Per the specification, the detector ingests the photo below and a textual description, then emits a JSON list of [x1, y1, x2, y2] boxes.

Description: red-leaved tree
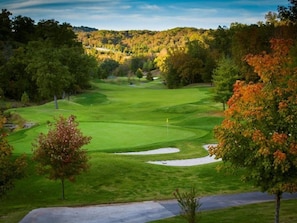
[[32, 115, 91, 199], [209, 38, 297, 223]]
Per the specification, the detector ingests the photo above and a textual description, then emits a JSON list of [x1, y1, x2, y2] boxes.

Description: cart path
[[20, 192, 297, 223]]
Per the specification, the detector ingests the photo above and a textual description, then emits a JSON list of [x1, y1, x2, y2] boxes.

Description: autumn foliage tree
[[32, 115, 91, 199], [0, 114, 27, 198], [209, 39, 297, 223]]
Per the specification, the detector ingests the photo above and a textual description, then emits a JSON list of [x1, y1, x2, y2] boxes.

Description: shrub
[[173, 187, 202, 223]]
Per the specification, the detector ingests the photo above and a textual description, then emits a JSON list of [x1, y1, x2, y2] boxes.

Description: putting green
[[80, 122, 202, 152], [9, 122, 206, 154]]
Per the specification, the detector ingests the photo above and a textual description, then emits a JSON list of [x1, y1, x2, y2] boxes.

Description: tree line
[[0, 9, 98, 108]]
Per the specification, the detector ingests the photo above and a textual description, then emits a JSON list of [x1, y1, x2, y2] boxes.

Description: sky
[[1, 0, 290, 31]]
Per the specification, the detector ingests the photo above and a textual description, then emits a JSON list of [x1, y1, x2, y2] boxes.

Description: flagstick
[[166, 118, 168, 137]]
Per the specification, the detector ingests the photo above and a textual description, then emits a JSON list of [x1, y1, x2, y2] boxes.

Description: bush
[[173, 187, 201, 223], [21, 92, 30, 105]]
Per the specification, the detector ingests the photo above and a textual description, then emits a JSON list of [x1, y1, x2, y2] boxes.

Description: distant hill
[[73, 26, 98, 32], [76, 27, 209, 57]]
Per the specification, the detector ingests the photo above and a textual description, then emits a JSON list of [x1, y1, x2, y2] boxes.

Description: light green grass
[[2, 80, 257, 223], [9, 122, 201, 154]]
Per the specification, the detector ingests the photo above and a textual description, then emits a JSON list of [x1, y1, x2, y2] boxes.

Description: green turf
[[2, 79, 257, 223]]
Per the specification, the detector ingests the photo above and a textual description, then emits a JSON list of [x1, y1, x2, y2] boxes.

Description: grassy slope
[[2, 79, 254, 222]]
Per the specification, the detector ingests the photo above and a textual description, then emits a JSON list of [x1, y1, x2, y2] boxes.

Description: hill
[[75, 27, 210, 55]]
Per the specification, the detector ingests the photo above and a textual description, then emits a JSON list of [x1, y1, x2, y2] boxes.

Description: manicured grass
[[151, 199, 297, 223], [1, 79, 255, 223], [9, 122, 200, 154]]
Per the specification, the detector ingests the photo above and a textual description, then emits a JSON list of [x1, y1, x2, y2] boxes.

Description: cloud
[[139, 4, 161, 11]]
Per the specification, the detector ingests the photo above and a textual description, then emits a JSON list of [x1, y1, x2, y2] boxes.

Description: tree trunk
[[61, 178, 65, 200], [54, 95, 59, 109], [275, 192, 281, 223]]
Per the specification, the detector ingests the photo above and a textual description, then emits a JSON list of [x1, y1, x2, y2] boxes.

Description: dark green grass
[[1, 80, 254, 223]]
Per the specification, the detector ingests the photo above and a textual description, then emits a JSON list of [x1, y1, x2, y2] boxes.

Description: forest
[[1, 0, 297, 106]]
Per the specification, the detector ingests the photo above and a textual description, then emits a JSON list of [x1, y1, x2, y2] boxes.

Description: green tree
[[32, 115, 91, 200], [135, 68, 143, 80], [12, 15, 35, 44], [61, 46, 98, 95], [278, 0, 297, 23], [162, 49, 184, 88], [21, 91, 29, 105], [35, 20, 78, 47], [0, 46, 36, 100], [209, 39, 297, 223], [26, 42, 72, 109], [208, 26, 232, 59], [212, 57, 241, 110], [130, 57, 144, 74], [98, 59, 119, 79], [146, 71, 153, 81], [186, 40, 215, 83], [0, 114, 27, 198], [0, 9, 12, 41]]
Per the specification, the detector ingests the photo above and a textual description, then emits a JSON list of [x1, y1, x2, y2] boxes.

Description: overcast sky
[[1, 0, 289, 30]]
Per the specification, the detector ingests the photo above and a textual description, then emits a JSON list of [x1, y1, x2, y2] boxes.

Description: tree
[[98, 59, 119, 79], [212, 57, 241, 110], [26, 42, 72, 109], [161, 48, 184, 88], [278, 0, 297, 23], [32, 115, 91, 200], [21, 91, 29, 105], [186, 40, 215, 83], [0, 9, 12, 41], [130, 56, 144, 74], [146, 71, 153, 81], [0, 114, 27, 198], [60, 46, 98, 95], [265, 12, 280, 26], [135, 68, 143, 80], [12, 15, 35, 44], [209, 39, 297, 223]]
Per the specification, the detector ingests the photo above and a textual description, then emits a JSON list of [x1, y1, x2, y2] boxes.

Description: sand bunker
[[147, 144, 220, 166], [117, 148, 180, 155], [116, 144, 221, 166]]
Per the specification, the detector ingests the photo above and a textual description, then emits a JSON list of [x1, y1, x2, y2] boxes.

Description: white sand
[[116, 148, 180, 155], [147, 144, 221, 166], [116, 144, 221, 166]]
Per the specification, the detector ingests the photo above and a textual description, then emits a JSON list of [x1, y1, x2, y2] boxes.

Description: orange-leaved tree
[[209, 38, 297, 223], [32, 115, 91, 200]]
